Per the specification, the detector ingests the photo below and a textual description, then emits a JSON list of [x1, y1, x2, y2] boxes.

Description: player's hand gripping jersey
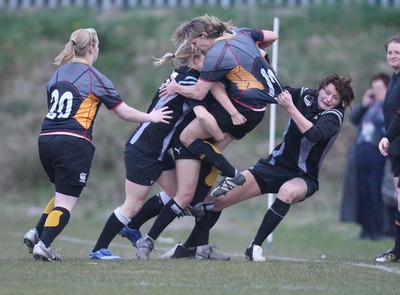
[[266, 87, 344, 182], [200, 28, 283, 111], [41, 61, 124, 141]]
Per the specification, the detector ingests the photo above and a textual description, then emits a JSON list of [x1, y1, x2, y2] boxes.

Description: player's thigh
[[174, 159, 201, 205], [180, 118, 212, 144], [213, 134, 233, 151]]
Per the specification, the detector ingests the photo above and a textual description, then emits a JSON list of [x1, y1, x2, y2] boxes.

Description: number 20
[[46, 89, 73, 119]]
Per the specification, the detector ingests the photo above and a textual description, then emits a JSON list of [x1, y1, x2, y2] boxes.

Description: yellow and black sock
[[35, 196, 55, 237], [40, 206, 70, 248]]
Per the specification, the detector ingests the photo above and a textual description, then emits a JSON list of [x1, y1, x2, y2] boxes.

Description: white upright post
[[266, 16, 279, 250]]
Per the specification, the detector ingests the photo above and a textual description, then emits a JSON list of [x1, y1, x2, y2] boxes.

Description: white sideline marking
[[348, 262, 400, 274], [274, 256, 400, 274]]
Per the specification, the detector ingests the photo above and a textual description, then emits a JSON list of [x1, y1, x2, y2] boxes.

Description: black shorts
[[206, 103, 265, 140], [38, 135, 95, 197], [171, 137, 197, 160], [124, 144, 175, 186], [249, 160, 318, 200]]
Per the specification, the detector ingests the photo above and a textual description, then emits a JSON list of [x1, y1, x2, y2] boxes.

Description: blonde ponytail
[[153, 42, 202, 68], [54, 28, 98, 65]]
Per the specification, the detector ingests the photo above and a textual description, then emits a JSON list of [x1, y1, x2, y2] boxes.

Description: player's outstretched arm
[[160, 77, 211, 101], [114, 103, 172, 124]]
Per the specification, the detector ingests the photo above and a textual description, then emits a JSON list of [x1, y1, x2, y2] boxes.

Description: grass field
[[1, 191, 399, 295]]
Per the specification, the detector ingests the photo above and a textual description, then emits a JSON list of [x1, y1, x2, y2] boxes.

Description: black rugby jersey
[[127, 67, 203, 160], [40, 60, 124, 141], [266, 87, 344, 183], [200, 28, 283, 111], [383, 72, 400, 129], [382, 73, 400, 155]]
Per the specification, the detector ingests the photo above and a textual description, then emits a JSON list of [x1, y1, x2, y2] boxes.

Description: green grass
[[1, 194, 399, 295]]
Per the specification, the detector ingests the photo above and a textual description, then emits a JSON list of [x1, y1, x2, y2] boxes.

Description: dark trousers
[[355, 143, 385, 239]]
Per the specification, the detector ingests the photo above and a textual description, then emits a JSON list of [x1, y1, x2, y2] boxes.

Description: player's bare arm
[[211, 82, 247, 126], [114, 103, 172, 124], [160, 77, 211, 100], [261, 30, 278, 47]]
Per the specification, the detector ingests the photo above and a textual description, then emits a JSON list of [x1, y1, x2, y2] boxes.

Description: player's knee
[[174, 193, 195, 209], [179, 131, 193, 147], [212, 131, 225, 142], [277, 188, 297, 204], [121, 197, 146, 217]]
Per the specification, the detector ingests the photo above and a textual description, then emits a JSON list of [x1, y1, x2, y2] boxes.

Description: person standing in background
[[352, 73, 390, 240], [375, 34, 400, 263]]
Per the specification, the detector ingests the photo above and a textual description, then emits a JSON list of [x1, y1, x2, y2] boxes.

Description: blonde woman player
[[89, 41, 234, 260], [23, 28, 172, 261]]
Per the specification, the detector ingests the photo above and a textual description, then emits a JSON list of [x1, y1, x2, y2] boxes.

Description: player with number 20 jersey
[[41, 61, 123, 142]]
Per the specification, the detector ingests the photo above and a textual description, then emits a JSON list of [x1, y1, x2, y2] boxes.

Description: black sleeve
[[303, 110, 342, 143], [350, 104, 368, 126], [385, 111, 400, 142], [303, 125, 325, 142]]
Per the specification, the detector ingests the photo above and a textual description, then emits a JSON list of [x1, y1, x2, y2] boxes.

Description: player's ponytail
[[54, 28, 98, 65], [153, 41, 201, 68]]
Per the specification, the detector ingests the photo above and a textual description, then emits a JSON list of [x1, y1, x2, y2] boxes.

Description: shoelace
[[217, 178, 234, 190]]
